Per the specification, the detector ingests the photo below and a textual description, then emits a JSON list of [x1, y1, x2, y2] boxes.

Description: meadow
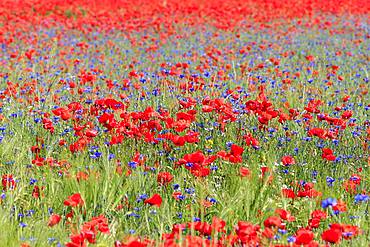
[[0, 0, 369, 246]]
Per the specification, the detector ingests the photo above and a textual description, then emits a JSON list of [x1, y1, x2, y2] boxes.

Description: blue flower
[[173, 184, 180, 190], [128, 161, 137, 169], [354, 194, 369, 204], [322, 198, 337, 208], [210, 165, 218, 171], [193, 217, 201, 222], [19, 222, 27, 228], [287, 236, 296, 243], [29, 178, 38, 185], [326, 176, 335, 187]]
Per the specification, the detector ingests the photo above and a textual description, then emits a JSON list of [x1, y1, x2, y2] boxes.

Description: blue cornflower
[[193, 217, 201, 222], [326, 176, 335, 187], [287, 236, 296, 243], [322, 198, 337, 208], [354, 194, 369, 204], [19, 222, 27, 228], [128, 161, 137, 169], [29, 178, 38, 185]]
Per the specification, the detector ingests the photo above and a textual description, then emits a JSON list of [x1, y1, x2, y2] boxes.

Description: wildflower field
[[0, 0, 369, 246]]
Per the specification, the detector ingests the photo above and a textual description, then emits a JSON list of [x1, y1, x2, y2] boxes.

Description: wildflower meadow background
[[0, 0, 369, 246]]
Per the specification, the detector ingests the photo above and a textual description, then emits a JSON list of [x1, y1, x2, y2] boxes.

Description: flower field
[[0, 0, 369, 246]]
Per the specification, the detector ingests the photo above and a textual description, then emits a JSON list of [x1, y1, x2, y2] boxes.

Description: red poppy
[[341, 110, 353, 119], [157, 172, 173, 186], [48, 214, 62, 227], [262, 227, 274, 239], [281, 188, 295, 198], [281, 156, 295, 166], [2, 174, 16, 190], [144, 194, 162, 207], [322, 228, 342, 244], [322, 148, 336, 161], [295, 228, 314, 245], [275, 209, 295, 222], [66, 233, 85, 247], [236, 221, 260, 245], [64, 193, 84, 207], [240, 167, 251, 177], [211, 217, 226, 233], [308, 217, 321, 228], [264, 216, 282, 228], [310, 210, 327, 220]]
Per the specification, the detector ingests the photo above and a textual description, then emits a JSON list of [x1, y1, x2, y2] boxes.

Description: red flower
[[297, 188, 322, 198], [177, 151, 216, 177], [48, 214, 61, 227], [275, 209, 295, 222], [282, 188, 295, 198], [308, 217, 321, 228], [217, 144, 244, 164], [244, 134, 259, 147], [262, 227, 274, 239], [2, 174, 16, 190], [85, 129, 98, 137], [341, 224, 361, 239], [341, 110, 353, 119], [322, 148, 336, 161], [240, 167, 251, 177], [32, 186, 43, 198], [308, 127, 327, 139], [188, 221, 212, 235], [263, 216, 281, 228], [332, 200, 347, 213], [322, 228, 342, 244], [281, 156, 295, 166], [310, 210, 327, 220], [236, 221, 260, 245], [157, 172, 173, 186], [295, 228, 314, 245], [144, 194, 162, 207], [211, 217, 226, 233], [66, 233, 85, 247], [64, 193, 84, 207], [230, 144, 244, 156], [305, 55, 315, 61]]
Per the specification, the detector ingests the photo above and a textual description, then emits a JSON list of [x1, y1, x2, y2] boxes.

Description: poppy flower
[[2, 174, 16, 190], [295, 228, 314, 245], [64, 193, 84, 207], [275, 209, 295, 222], [341, 224, 361, 239], [66, 233, 85, 247], [341, 110, 353, 119], [236, 221, 260, 245], [263, 216, 282, 228], [322, 148, 336, 161], [322, 228, 342, 244], [282, 188, 295, 198], [157, 172, 173, 186], [281, 156, 295, 166], [240, 167, 251, 177], [262, 227, 274, 239], [48, 214, 61, 227], [211, 217, 226, 233], [144, 194, 162, 207], [308, 217, 321, 228], [310, 210, 327, 220], [32, 185, 43, 198]]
